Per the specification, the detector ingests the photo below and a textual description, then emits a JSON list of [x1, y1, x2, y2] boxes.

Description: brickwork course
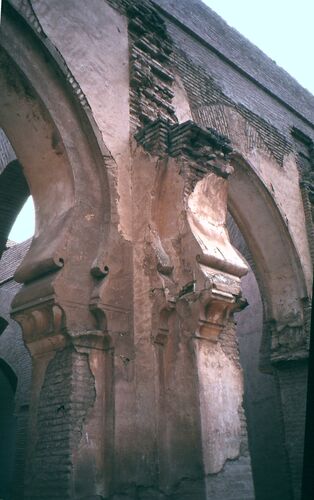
[[0, 0, 313, 499]]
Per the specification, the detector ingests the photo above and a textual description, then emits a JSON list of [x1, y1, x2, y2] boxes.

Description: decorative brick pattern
[[170, 47, 292, 165], [127, 0, 177, 129]]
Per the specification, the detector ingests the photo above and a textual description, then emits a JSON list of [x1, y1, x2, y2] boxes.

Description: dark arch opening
[[227, 213, 292, 499], [0, 359, 17, 500], [0, 316, 9, 335], [0, 129, 32, 500], [0, 129, 30, 257]]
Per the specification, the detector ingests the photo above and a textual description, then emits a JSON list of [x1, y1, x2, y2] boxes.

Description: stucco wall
[[0, 1, 312, 498]]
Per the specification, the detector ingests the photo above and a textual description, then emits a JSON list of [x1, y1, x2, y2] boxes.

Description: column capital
[[177, 277, 247, 342], [269, 319, 309, 363], [10, 273, 110, 356], [11, 298, 66, 357]]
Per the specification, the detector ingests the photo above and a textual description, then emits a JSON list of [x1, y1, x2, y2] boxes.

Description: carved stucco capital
[[195, 284, 246, 342], [12, 297, 111, 356], [10, 271, 111, 356], [11, 297, 67, 356], [176, 278, 246, 343]]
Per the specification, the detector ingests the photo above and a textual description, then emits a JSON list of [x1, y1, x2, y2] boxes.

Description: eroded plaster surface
[[196, 341, 242, 473], [0, 1, 312, 499], [205, 106, 312, 296], [31, 0, 132, 239]]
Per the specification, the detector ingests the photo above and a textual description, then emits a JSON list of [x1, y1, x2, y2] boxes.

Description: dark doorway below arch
[[0, 359, 17, 500], [227, 213, 293, 499]]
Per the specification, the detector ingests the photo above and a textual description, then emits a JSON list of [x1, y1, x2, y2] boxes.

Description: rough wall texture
[[276, 362, 308, 500], [25, 348, 95, 500], [171, 48, 292, 166], [0, 0, 313, 499], [0, 242, 32, 500], [128, 1, 176, 129], [228, 215, 293, 499]]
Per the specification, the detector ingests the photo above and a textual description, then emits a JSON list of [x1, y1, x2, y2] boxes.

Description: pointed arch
[[228, 154, 308, 323]]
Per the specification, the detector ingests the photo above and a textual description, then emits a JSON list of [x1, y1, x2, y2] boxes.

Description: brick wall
[[0, 241, 32, 499], [276, 361, 308, 500], [154, 1, 314, 139], [25, 348, 96, 499]]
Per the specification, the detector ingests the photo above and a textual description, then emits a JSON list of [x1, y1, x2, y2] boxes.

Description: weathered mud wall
[[0, 1, 312, 499]]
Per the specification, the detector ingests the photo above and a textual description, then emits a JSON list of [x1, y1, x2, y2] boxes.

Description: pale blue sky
[[202, 0, 314, 95], [9, 196, 35, 243], [8, 0, 314, 243]]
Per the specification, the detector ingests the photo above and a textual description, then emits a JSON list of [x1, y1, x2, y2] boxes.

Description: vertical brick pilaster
[[25, 347, 96, 500]]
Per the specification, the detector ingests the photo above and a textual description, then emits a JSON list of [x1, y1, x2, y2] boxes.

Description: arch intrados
[[0, 5, 112, 285], [228, 155, 307, 322], [0, 47, 75, 234]]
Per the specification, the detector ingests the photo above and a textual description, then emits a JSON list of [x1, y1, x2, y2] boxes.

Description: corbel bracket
[[196, 285, 247, 342], [11, 287, 67, 357]]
